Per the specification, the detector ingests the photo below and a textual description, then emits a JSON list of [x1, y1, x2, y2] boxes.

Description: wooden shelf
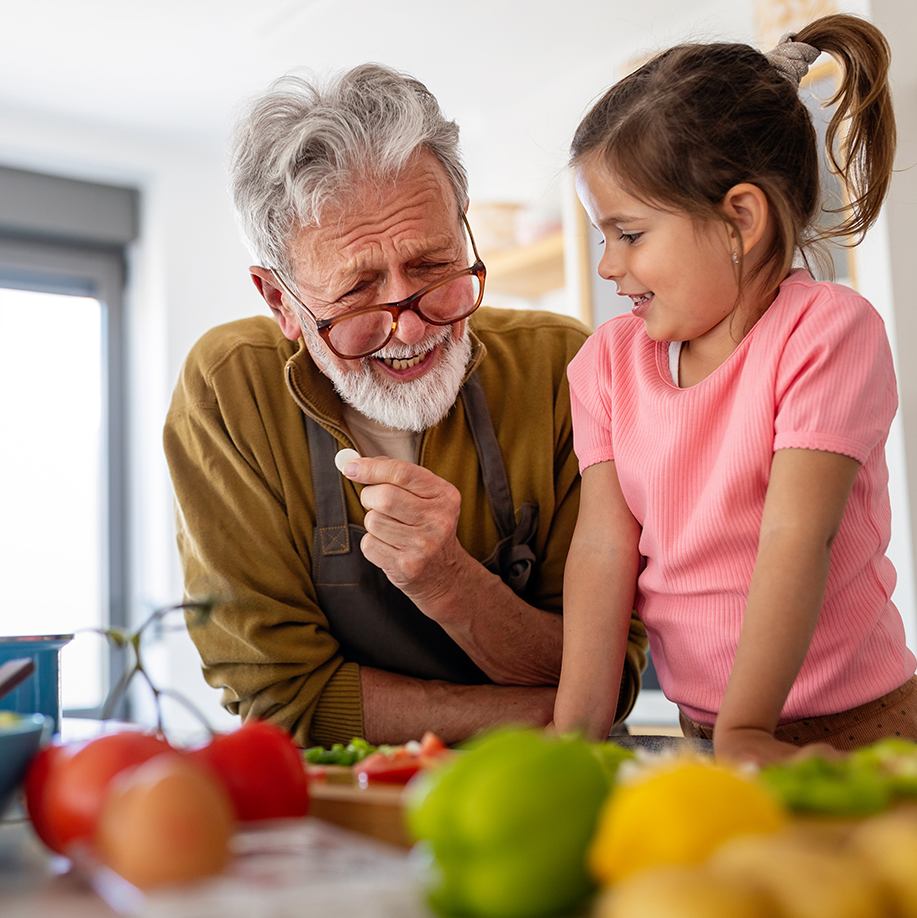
[[480, 230, 565, 299]]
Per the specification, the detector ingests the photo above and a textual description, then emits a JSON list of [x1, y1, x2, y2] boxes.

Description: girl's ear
[[721, 183, 770, 256], [250, 267, 303, 341]]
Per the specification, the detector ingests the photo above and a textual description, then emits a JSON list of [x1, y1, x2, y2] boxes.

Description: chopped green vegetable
[[760, 754, 892, 817], [849, 737, 917, 796], [303, 737, 378, 766]]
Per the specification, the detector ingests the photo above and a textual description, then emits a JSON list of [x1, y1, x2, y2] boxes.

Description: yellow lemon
[[589, 757, 788, 885]]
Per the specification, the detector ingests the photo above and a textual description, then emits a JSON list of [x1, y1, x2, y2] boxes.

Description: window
[[0, 239, 127, 715], [0, 166, 137, 717]]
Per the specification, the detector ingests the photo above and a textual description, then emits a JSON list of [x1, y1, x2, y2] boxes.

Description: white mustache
[[372, 329, 451, 362]]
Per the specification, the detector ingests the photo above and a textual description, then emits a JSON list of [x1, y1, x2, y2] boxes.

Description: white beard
[[304, 324, 472, 432]]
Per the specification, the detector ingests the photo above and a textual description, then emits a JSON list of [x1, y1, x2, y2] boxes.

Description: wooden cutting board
[[307, 768, 412, 848]]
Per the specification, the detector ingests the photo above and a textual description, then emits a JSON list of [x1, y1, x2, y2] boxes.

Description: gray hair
[[227, 62, 469, 278]]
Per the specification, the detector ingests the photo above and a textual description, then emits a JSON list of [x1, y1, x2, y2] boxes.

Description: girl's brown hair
[[571, 14, 896, 297]]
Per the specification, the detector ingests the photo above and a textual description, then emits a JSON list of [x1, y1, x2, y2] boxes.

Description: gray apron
[[307, 372, 539, 683]]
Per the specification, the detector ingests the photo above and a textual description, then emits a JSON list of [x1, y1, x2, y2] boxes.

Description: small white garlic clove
[[334, 448, 362, 473]]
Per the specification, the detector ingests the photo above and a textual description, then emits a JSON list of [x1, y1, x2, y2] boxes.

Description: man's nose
[[392, 306, 430, 345]]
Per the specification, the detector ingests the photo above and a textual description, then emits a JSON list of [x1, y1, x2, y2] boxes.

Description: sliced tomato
[[419, 731, 450, 763], [354, 733, 452, 785], [355, 747, 423, 785]]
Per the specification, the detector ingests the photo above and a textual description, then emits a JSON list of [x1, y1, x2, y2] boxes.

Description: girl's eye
[[619, 231, 642, 244]]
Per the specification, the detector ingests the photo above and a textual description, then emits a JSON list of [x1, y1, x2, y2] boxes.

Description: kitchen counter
[[0, 721, 708, 917], [0, 804, 428, 917]]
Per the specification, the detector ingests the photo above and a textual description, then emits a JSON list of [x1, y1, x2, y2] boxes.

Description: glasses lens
[[324, 271, 483, 358], [419, 272, 483, 323], [326, 310, 394, 358]]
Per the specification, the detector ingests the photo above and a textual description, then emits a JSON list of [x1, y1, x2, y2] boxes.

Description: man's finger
[[340, 455, 448, 498]]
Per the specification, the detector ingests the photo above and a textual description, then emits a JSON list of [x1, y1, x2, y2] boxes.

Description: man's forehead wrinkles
[[340, 229, 455, 273]]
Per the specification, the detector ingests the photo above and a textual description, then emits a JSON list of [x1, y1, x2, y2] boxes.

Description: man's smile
[[379, 352, 426, 370], [372, 342, 440, 380]]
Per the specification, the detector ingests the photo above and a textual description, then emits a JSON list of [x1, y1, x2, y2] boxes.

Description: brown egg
[[707, 829, 885, 918], [97, 752, 234, 889], [847, 809, 917, 918], [594, 863, 772, 918]]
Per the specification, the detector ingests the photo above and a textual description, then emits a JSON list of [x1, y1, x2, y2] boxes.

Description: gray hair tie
[[764, 32, 820, 86]]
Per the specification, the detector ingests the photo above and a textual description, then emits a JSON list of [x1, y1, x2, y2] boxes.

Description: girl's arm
[[714, 447, 861, 765], [553, 460, 642, 740]]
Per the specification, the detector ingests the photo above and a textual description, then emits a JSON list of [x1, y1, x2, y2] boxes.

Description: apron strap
[[305, 414, 351, 554], [461, 373, 538, 594]]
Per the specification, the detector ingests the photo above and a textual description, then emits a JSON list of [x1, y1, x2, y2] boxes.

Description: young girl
[[553, 14, 917, 765]]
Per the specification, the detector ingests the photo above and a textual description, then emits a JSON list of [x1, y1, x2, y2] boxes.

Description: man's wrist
[[409, 549, 500, 627]]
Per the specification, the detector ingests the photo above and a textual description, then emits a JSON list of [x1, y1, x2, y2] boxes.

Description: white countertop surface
[[0, 807, 429, 918]]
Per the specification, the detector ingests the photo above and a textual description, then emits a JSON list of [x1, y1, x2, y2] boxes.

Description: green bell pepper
[[405, 727, 622, 918]]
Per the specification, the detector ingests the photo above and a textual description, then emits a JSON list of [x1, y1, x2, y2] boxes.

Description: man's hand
[[341, 455, 474, 608], [339, 454, 564, 686]]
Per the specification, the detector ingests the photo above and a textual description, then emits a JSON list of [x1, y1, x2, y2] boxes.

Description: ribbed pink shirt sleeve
[[568, 333, 617, 472], [773, 286, 897, 461]]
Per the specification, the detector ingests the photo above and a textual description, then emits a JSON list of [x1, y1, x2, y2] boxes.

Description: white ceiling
[[0, 0, 751, 201]]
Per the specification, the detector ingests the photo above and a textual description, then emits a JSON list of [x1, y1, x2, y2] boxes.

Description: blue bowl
[[0, 713, 50, 819], [0, 635, 73, 735]]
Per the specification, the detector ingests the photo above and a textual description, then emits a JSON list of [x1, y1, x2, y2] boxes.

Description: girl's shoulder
[[778, 270, 882, 320], [769, 270, 889, 341]]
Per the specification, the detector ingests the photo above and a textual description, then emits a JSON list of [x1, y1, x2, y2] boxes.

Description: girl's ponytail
[[571, 13, 896, 294], [795, 14, 896, 244]]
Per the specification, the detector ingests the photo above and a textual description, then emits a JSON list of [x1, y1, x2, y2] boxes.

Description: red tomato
[[189, 719, 309, 821], [24, 731, 172, 854], [23, 742, 69, 852]]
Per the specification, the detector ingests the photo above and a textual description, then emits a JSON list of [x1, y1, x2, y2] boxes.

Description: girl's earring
[[731, 249, 740, 265]]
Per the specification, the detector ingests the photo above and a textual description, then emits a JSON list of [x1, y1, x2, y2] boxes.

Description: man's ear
[[250, 267, 303, 341], [721, 183, 770, 257]]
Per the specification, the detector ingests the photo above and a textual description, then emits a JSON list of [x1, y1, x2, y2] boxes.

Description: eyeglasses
[[272, 213, 486, 360]]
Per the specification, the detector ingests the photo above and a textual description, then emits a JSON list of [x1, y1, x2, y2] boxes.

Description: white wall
[[865, 0, 917, 650]]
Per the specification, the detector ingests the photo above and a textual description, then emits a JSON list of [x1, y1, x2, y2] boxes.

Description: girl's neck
[[678, 278, 781, 387], [678, 335, 737, 387]]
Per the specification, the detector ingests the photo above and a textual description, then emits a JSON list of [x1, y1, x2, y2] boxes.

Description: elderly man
[[164, 63, 647, 748]]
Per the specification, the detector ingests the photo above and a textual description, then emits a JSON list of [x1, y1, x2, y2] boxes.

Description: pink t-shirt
[[568, 270, 916, 724]]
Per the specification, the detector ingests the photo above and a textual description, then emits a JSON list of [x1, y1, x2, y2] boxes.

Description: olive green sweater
[[163, 307, 647, 746]]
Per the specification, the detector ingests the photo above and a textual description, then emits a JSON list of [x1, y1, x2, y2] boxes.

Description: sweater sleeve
[[163, 333, 362, 748]]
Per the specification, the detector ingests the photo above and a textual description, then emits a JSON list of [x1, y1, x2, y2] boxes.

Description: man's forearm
[[412, 554, 564, 686], [359, 666, 556, 746]]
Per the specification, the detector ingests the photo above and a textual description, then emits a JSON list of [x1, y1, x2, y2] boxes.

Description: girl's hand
[[714, 724, 841, 767]]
